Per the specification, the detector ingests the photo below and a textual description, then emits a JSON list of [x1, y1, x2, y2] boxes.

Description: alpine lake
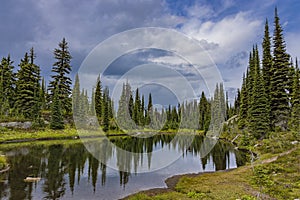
[[0, 133, 248, 200]]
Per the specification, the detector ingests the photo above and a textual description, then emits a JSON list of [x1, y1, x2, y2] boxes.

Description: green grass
[[0, 154, 7, 170], [0, 126, 113, 143], [126, 131, 300, 200]]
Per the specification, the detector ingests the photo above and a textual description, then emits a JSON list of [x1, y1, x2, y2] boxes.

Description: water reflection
[[0, 135, 247, 200]]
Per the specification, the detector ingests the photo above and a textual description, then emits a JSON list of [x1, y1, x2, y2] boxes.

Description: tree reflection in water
[[0, 135, 247, 200]]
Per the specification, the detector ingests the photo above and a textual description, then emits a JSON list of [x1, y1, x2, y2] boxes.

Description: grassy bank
[[0, 126, 124, 143], [0, 126, 203, 144], [125, 131, 300, 200]]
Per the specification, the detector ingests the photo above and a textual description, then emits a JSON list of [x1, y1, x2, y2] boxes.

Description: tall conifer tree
[[48, 38, 72, 115], [270, 7, 290, 130]]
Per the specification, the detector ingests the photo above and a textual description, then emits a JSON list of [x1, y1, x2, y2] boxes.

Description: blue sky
[[0, 0, 299, 104]]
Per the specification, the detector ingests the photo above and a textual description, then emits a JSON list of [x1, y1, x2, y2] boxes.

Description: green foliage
[[199, 91, 210, 133], [241, 195, 256, 200], [0, 155, 7, 170], [248, 46, 270, 138], [72, 74, 81, 118], [238, 73, 248, 128], [289, 61, 300, 132], [95, 75, 103, 120], [48, 38, 72, 115], [187, 191, 207, 199], [0, 55, 16, 116], [270, 8, 290, 130], [15, 48, 41, 119], [102, 87, 110, 132], [50, 86, 64, 130]]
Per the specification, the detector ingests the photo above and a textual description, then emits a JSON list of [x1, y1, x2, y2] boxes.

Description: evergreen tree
[[140, 95, 145, 126], [102, 87, 110, 132], [248, 47, 270, 138], [128, 93, 134, 118], [90, 88, 96, 116], [234, 89, 241, 115], [15, 48, 41, 119], [239, 73, 248, 128], [72, 74, 81, 117], [145, 93, 153, 125], [289, 60, 300, 132], [0, 55, 16, 116], [262, 19, 273, 128], [95, 76, 103, 120], [50, 86, 64, 130], [39, 77, 46, 110], [48, 38, 72, 115], [199, 91, 210, 132], [117, 82, 134, 130], [133, 88, 141, 125], [270, 8, 290, 130]]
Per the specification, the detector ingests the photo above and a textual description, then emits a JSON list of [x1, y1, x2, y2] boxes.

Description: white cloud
[[286, 32, 300, 60], [179, 11, 263, 89]]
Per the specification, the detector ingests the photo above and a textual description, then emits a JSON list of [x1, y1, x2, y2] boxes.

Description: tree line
[[73, 75, 226, 133], [236, 8, 300, 138], [1, 7, 297, 135], [0, 38, 72, 129]]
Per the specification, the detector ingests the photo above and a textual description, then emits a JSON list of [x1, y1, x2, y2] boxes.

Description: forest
[[0, 8, 299, 138]]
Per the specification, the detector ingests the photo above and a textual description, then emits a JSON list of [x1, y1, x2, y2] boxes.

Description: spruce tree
[[199, 91, 210, 132], [72, 74, 81, 117], [133, 88, 141, 125], [39, 77, 46, 110], [289, 60, 300, 132], [102, 87, 110, 132], [239, 73, 248, 128], [248, 47, 270, 138], [145, 93, 153, 125], [95, 76, 103, 120], [48, 38, 72, 115], [50, 86, 64, 130], [0, 55, 16, 115], [270, 8, 290, 130], [15, 48, 41, 119], [90, 88, 96, 116], [262, 19, 273, 128]]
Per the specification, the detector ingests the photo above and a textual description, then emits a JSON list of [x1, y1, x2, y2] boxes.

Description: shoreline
[[0, 128, 204, 144], [121, 168, 237, 200]]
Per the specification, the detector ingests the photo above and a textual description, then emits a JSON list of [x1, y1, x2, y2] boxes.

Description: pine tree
[[15, 48, 41, 119], [262, 19, 273, 128], [72, 74, 81, 117], [117, 82, 134, 130], [90, 88, 96, 116], [48, 38, 72, 115], [40, 77, 46, 110], [248, 47, 270, 138], [95, 76, 103, 121], [140, 95, 145, 126], [145, 93, 153, 125], [133, 88, 141, 125], [239, 73, 248, 128], [0, 55, 16, 115], [289, 59, 300, 132], [199, 91, 210, 132], [234, 89, 241, 115], [270, 8, 290, 130], [50, 86, 64, 130], [102, 87, 110, 132]]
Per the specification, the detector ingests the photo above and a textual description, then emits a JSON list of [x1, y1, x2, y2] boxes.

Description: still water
[[0, 134, 247, 200]]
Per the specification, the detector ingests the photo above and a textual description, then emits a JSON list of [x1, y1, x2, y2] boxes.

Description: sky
[[0, 0, 300, 105]]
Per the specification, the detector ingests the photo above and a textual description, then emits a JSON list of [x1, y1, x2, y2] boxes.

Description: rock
[[24, 177, 41, 182], [0, 121, 32, 129], [291, 141, 298, 145]]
